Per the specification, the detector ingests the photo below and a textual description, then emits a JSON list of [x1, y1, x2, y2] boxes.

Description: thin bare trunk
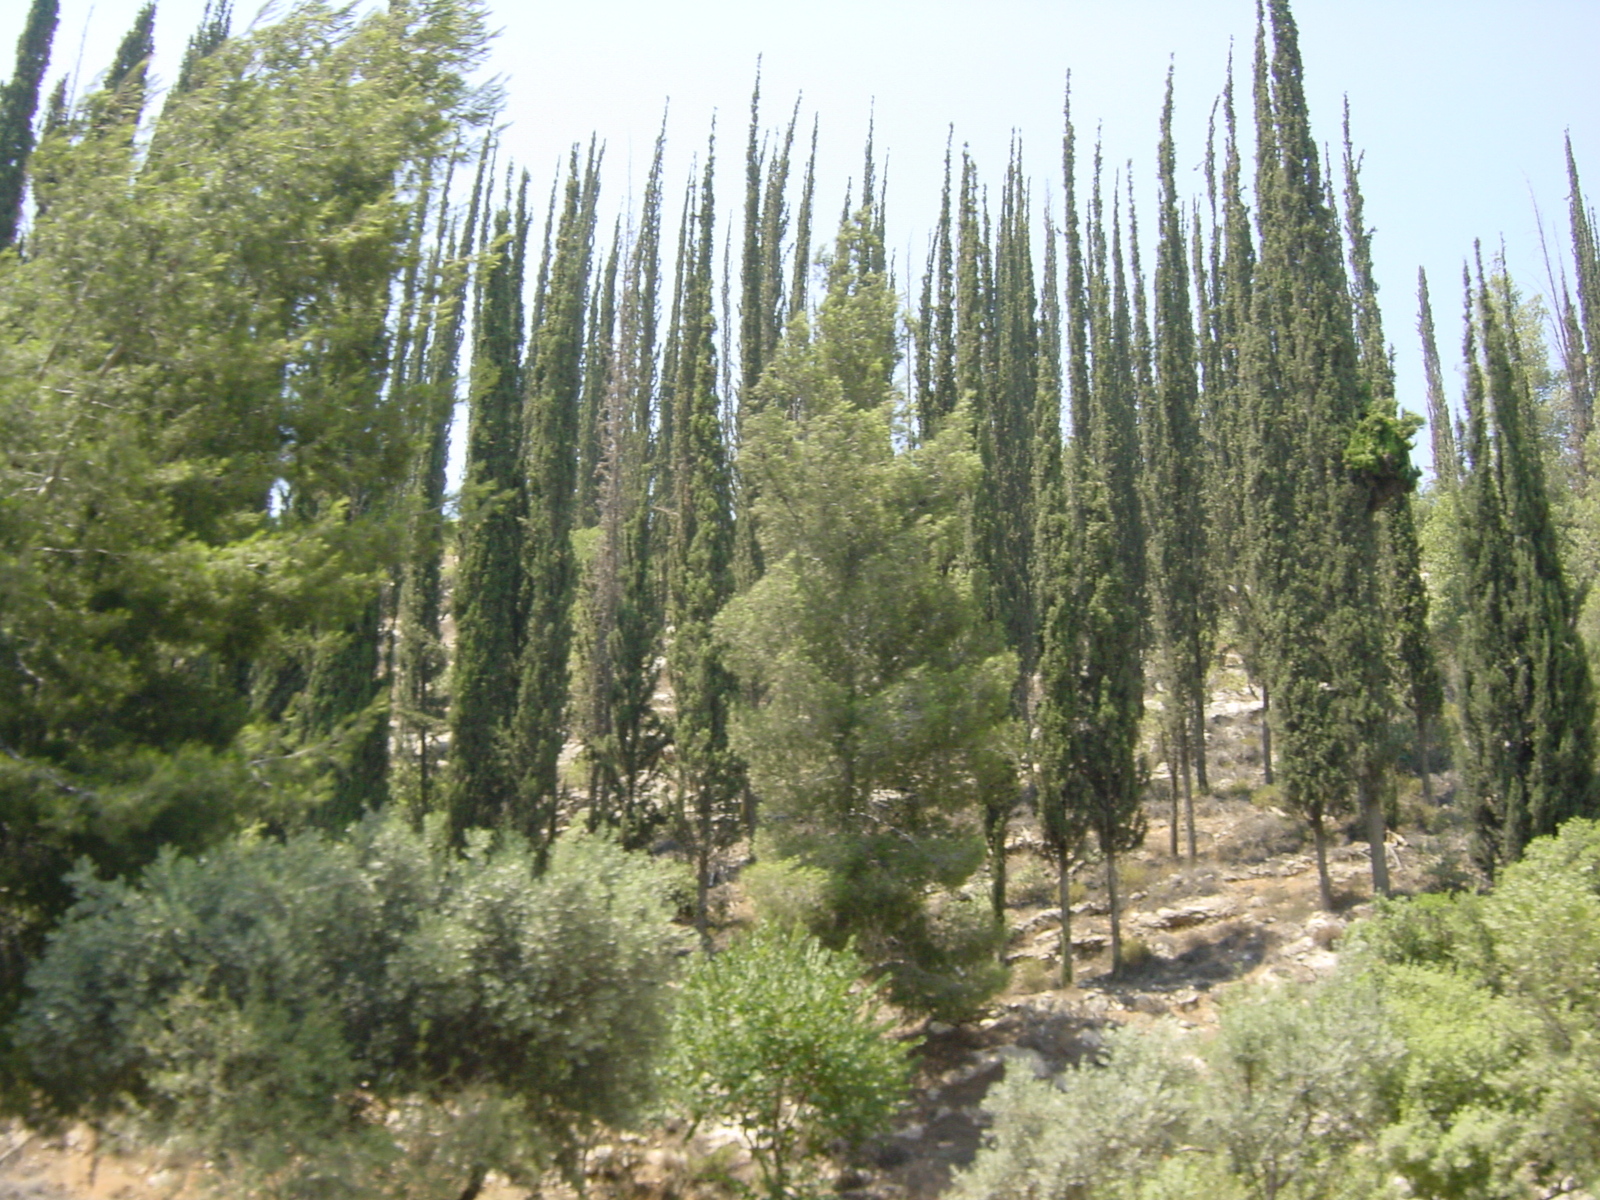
[[1363, 771, 1391, 898], [1107, 845, 1122, 974], [1162, 730, 1178, 859], [1260, 680, 1274, 786], [1192, 683, 1209, 793], [1417, 711, 1434, 806], [1182, 752, 1196, 864], [1311, 811, 1335, 911], [1057, 842, 1073, 987]]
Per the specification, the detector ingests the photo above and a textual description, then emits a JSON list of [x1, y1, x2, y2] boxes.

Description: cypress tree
[[580, 128, 669, 846], [448, 197, 531, 837], [668, 139, 741, 940], [172, 0, 232, 95], [1243, 0, 1386, 910], [576, 226, 619, 528], [916, 134, 958, 439], [1417, 268, 1459, 488], [1458, 254, 1597, 874], [513, 144, 600, 850], [1342, 108, 1438, 837], [1147, 69, 1208, 862], [90, 3, 155, 134], [1039, 147, 1147, 976], [0, 0, 58, 250], [789, 118, 817, 323], [1558, 140, 1598, 482]]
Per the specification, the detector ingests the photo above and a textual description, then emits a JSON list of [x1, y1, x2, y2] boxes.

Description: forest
[[1, 0, 1600, 1197]]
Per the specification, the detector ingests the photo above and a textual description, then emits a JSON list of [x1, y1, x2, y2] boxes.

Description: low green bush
[[13, 814, 686, 1198], [664, 926, 909, 1200]]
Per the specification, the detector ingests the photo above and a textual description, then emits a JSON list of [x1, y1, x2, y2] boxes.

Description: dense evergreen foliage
[[1, 0, 1598, 1189]]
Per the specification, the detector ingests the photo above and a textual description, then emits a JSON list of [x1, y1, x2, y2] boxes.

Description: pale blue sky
[[6, 0, 1598, 475]]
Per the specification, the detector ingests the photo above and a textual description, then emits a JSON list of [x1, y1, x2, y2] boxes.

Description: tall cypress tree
[[1147, 69, 1208, 862], [448, 196, 530, 837], [1458, 255, 1597, 874], [580, 128, 669, 846], [1417, 268, 1459, 488], [513, 144, 600, 850], [916, 134, 958, 439], [1557, 140, 1599, 483], [0, 0, 58, 250], [669, 140, 741, 940], [1342, 108, 1438, 835], [1243, 0, 1386, 910], [90, 3, 154, 134], [393, 150, 486, 820]]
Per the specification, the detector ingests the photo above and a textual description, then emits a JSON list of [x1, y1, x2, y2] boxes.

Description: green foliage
[[664, 927, 909, 1200], [741, 852, 830, 932], [719, 202, 1012, 1015], [14, 818, 684, 1196], [949, 1028, 1198, 1200], [1344, 405, 1424, 509]]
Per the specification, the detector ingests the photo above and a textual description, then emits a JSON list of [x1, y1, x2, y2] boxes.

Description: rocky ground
[[0, 667, 1470, 1200]]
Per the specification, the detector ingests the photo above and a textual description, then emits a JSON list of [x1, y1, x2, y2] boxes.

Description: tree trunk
[[1162, 730, 1178, 859], [1192, 684, 1209, 793], [1416, 710, 1434, 807], [457, 1165, 488, 1200], [1311, 811, 1335, 911], [1106, 844, 1122, 975], [990, 797, 1009, 941], [1362, 770, 1391, 898], [1181, 733, 1196, 863], [1260, 680, 1274, 785], [1057, 842, 1073, 987]]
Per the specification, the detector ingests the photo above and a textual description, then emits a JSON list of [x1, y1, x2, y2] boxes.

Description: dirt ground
[[0, 664, 1470, 1200]]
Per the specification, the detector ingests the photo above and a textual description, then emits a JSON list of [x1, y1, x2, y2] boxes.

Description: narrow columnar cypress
[[172, 0, 231, 95], [1036, 84, 1093, 984], [448, 199, 530, 837], [669, 141, 741, 941], [917, 135, 958, 439], [1243, 0, 1387, 910], [91, 2, 154, 133], [1147, 70, 1208, 862], [1560, 140, 1599, 480], [513, 145, 600, 851], [1342, 107, 1437, 846], [1038, 154, 1147, 976], [1417, 268, 1459, 488], [581, 137, 669, 845], [789, 118, 817, 322], [0, 0, 58, 250], [393, 151, 485, 820], [577, 225, 620, 528], [1458, 255, 1597, 875]]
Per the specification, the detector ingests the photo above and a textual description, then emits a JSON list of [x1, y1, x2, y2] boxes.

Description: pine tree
[[1458, 255, 1597, 874], [1146, 69, 1207, 862], [172, 0, 233, 95], [668, 140, 741, 939], [513, 144, 600, 849], [0, 0, 58, 250]]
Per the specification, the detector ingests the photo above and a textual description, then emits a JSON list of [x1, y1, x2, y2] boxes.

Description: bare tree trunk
[[1057, 842, 1073, 987], [1106, 845, 1122, 975], [1260, 680, 1274, 786], [1162, 730, 1178, 859], [1417, 711, 1434, 807], [1181, 734, 1196, 863], [1362, 770, 1391, 898], [1192, 683, 1209, 793], [1311, 811, 1335, 912]]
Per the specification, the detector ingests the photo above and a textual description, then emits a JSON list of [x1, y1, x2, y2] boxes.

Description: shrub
[[13, 815, 685, 1197], [948, 1027, 1198, 1200], [741, 855, 830, 931], [664, 926, 909, 1200]]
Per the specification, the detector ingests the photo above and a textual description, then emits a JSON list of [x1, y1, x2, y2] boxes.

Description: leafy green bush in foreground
[[13, 815, 685, 1198]]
